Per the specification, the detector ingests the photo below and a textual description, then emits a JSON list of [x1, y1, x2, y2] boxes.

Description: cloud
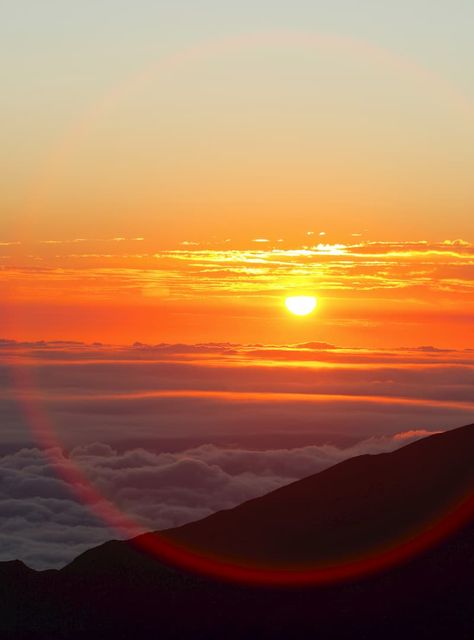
[[392, 429, 442, 441], [2, 239, 474, 303], [0, 430, 438, 570], [1, 341, 472, 449], [0, 340, 472, 569]]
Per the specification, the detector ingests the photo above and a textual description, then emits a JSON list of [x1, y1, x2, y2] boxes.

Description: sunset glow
[[1, 1, 474, 613], [1, 19, 472, 347], [285, 296, 318, 316], [1, 238, 472, 346]]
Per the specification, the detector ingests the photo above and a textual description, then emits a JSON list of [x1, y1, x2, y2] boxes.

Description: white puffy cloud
[[0, 430, 438, 570]]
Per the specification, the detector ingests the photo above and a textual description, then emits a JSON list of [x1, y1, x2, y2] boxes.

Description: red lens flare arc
[[10, 362, 474, 587]]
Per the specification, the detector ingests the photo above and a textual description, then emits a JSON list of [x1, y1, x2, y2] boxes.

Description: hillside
[[1, 423, 473, 639]]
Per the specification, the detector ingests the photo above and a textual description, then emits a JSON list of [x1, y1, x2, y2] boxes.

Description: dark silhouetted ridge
[[152, 423, 474, 568], [1, 423, 473, 639]]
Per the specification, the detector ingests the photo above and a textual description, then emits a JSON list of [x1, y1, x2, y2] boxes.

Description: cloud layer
[[1, 340, 472, 448], [0, 340, 472, 568], [0, 430, 437, 570]]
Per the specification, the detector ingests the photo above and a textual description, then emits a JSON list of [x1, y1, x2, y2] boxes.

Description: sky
[[1, 2, 474, 346], [1, 2, 473, 570]]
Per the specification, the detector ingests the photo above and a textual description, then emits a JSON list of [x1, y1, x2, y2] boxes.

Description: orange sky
[[1, 237, 473, 347], [2, 30, 473, 348]]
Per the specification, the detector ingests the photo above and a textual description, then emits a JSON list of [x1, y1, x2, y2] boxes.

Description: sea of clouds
[[0, 340, 472, 568], [0, 430, 437, 569]]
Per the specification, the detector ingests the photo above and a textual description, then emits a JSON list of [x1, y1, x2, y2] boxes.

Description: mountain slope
[[152, 422, 474, 571], [1, 423, 473, 639]]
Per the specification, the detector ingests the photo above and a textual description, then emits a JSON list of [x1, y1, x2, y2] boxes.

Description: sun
[[285, 296, 317, 316]]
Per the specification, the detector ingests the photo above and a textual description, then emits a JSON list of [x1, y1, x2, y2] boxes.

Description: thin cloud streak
[[1, 238, 473, 346], [2, 340, 473, 448]]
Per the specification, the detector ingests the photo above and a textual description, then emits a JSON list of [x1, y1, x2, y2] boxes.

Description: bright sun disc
[[285, 296, 317, 316]]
